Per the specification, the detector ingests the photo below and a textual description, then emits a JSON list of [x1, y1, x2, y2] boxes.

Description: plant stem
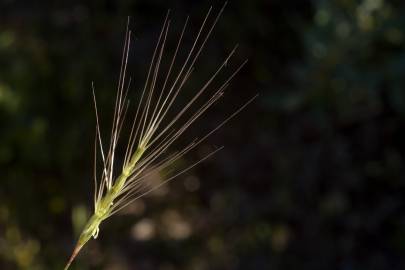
[[64, 146, 145, 269]]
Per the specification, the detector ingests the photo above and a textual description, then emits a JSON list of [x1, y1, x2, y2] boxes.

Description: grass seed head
[[65, 3, 256, 269]]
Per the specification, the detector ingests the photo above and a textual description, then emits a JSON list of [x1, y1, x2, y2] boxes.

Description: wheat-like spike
[[65, 2, 256, 269]]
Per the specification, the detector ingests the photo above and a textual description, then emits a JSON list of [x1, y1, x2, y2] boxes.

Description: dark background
[[1, 0, 405, 269]]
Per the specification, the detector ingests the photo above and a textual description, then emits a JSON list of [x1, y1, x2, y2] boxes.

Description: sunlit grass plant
[[65, 4, 255, 269]]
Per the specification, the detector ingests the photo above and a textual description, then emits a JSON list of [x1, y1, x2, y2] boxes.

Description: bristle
[[106, 4, 251, 209]]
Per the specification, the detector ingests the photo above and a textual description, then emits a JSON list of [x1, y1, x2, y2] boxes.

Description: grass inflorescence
[[64, 3, 256, 269]]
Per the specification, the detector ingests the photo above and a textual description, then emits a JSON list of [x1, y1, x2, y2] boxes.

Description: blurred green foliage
[[0, 0, 405, 269]]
